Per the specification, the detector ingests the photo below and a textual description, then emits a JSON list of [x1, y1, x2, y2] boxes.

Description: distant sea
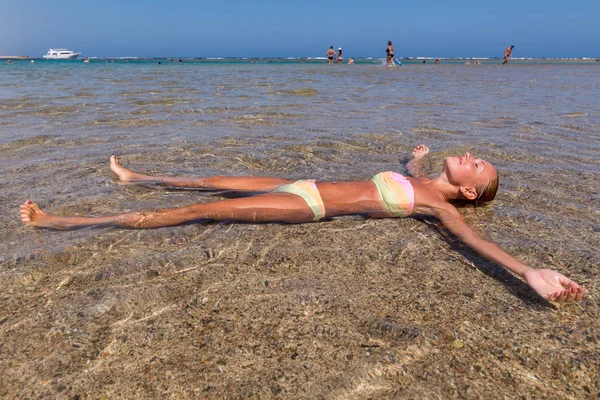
[[3, 56, 600, 65]]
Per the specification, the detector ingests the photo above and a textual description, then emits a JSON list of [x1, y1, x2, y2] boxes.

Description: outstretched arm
[[432, 203, 583, 302], [406, 144, 430, 178]]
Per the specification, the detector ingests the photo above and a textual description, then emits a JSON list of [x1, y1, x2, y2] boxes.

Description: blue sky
[[1, 0, 598, 58]]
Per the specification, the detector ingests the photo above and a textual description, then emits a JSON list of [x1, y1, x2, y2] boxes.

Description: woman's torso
[[317, 181, 382, 217], [316, 173, 437, 218]]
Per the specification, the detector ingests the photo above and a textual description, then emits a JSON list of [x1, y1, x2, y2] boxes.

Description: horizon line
[[5, 55, 600, 60]]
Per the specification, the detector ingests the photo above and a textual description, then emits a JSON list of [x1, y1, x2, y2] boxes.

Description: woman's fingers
[[412, 144, 429, 154], [548, 291, 561, 301], [556, 290, 568, 302], [550, 287, 583, 302], [568, 287, 583, 302], [556, 275, 584, 301], [549, 289, 567, 302]]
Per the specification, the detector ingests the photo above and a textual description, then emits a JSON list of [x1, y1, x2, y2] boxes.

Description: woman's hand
[[412, 144, 430, 160], [523, 269, 584, 302], [406, 144, 429, 178]]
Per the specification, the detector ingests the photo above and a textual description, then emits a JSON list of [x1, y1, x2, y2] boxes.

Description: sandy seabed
[[1, 142, 598, 399], [1, 62, 599, 398]]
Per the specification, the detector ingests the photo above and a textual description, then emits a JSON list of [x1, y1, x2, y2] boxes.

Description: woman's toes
[[20, 203, 33, 222], [20, 201, 44, 224]]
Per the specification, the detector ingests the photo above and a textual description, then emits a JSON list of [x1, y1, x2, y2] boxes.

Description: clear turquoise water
[[0, 60, 599, 262]]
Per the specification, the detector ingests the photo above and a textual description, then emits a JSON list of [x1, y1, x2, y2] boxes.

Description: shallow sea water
[[1, 60, 599, 398], [1, 60, 598, 261]]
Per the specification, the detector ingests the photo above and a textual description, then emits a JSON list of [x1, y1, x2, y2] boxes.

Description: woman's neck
[[424, 176, 462, 202]]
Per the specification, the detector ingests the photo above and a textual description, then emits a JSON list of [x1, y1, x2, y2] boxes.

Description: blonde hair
[[476, 172, 499, 202]]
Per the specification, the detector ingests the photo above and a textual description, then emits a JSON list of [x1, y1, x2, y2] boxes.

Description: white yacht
[[42, 49, 81, 59]]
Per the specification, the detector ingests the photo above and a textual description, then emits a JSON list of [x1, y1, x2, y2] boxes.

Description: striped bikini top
[[371, 172, 415, 217]]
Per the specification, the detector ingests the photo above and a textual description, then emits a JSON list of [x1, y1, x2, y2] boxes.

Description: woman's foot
[[20, 200, 58, 229], [110, 155, 147, 184]]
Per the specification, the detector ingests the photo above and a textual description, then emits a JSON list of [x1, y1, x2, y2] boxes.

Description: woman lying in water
[[20, 145, 583, 302]]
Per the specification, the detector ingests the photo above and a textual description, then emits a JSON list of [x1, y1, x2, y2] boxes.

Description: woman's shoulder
[[409, 179, 450, 209]]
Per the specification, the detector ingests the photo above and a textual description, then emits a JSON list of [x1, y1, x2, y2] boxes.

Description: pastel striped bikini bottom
[[273, 179, 326, 221]]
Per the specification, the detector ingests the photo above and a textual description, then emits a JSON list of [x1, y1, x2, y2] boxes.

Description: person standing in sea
[[386, 41, 397, 67], [326, 46, 335, 65], [337, 48, 343, 65], [502, 45, 514, 65]]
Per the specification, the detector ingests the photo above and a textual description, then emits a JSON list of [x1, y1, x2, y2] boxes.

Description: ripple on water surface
[[0, 63, 599, 262]]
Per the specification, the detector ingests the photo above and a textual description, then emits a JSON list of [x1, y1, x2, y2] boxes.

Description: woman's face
[[443, 152, 497, 189]]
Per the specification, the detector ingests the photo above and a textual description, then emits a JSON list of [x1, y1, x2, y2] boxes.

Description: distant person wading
[[502, 45, 514, 65], [326, 46, 335, 65], [386, 40, 397, 67]]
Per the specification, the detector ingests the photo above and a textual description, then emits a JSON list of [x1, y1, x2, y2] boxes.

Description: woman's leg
[[110, 156, 291, 191], [20, 193, 314, 230]]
